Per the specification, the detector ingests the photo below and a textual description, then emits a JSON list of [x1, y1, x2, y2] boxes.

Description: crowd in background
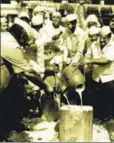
[[1, 1, 114, 127]]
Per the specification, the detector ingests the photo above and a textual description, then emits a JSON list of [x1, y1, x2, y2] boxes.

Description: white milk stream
[[75, 84, 85, 106], [63, 84, 85, 106], [63, 94, 70, 106]]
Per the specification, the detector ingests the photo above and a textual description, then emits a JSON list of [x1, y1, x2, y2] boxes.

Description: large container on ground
[[59, 105, 93, 142]]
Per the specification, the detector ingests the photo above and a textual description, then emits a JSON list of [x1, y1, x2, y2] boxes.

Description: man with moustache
[[58, 13, 86, 65], [82, 26, 114, 121]]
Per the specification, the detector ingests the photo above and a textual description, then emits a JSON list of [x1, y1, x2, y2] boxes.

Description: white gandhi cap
[[31, 15, 44, 26], [88, 26, 100, 35], [65, 14, 77, 22], [18, 12, 30, 20], [100, 26, 111, 36]]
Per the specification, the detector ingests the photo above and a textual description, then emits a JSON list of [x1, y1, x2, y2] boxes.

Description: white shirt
[[90, 40, 114, 83], [1, 32, 19, 51], [42, 22, 65, 43], [1, 32, 42, 74], [59, 26, 86, 64], [85, 40, 102, 82]]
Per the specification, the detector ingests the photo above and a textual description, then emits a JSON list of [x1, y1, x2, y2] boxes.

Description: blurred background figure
[[59, 13, 86, 65], [85, 14, 101, 29], [18, 11, 30, 24], [1, 16, 8, 32], [42, 11, 65, 43], [59, 3, 75, 27], [31, 14, 46, 75], [100, 6, 112, 26], [59, 3, 75, 17], [7, 13, 18, 28], [31, 15, 44, 39], [33, 5, 45, 20], [109, 13, 114, 41], [31, 14, 44, 31]]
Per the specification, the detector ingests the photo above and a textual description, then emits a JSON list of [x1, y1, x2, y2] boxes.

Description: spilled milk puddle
[[5, 117, 114, 142], [5, 109, 114, 142], [3, 89, 114, 142]]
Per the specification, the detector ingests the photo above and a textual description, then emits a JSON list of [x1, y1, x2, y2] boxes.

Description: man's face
[[100, 34, 111, 48], [88, 34, 99, 42], [67, 20, 77, 33], [109, 17, 114, 33], [87, 21, 98, 28], [52, 14, 61, 28], [44, 49, 55, 63]]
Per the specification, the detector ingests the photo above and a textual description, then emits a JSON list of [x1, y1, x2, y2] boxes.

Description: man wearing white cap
[[1, 18, 51, 93], [84, 26, 113, 75], [85, 14, 101, 29], [84, 26, 101, 109], [83, 26, 114, 120], [59, 13, 86, 65], [2, 17, 37, 72], [31, 15, 44, 39], [31, 15, 46, 74], [87, 26, 100, 43], [42, 11, 65, 43], [85, 26, 101, 73], [33, 5, 45, 16]]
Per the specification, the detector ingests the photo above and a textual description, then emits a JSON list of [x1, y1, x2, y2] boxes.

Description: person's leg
[[104, 81, 114, 119]]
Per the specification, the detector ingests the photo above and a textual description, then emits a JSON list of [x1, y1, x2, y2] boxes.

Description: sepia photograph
[[1, 0, 114, 142]]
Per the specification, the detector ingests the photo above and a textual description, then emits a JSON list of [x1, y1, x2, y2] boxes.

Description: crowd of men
[[1, 1, 114, 123]]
